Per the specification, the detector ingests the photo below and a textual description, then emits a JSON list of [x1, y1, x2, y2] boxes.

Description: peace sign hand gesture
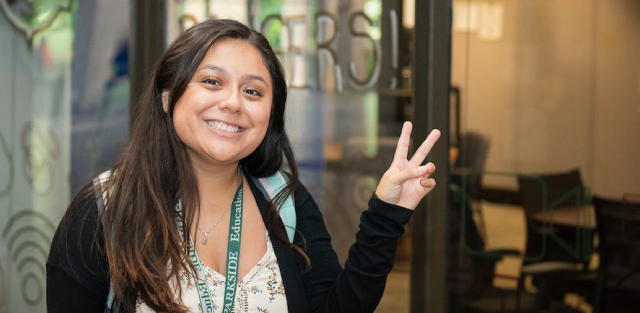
[[375, 122, 441, 210]]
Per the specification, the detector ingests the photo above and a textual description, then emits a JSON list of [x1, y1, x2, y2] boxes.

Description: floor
[[376, 271, 410, 313]]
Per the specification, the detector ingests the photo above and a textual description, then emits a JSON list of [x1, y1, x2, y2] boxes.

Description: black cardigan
[[47, 173, 413, 313]]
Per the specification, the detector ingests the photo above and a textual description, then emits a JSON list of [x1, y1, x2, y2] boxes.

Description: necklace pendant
[[203, 233, 208, 245]]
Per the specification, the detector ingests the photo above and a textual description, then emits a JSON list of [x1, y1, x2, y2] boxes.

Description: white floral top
[[136, 232, 288, 313]]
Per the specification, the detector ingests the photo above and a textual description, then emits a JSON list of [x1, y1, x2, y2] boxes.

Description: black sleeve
[[46, 194, 111, 313], [294, 184, 413, 313]]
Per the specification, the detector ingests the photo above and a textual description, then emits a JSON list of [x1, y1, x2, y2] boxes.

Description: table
[[533, 205, 596, 229]]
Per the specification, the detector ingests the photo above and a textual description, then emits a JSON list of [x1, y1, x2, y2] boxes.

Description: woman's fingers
[[420, 178, 437, 189], [377, 161, 437, 208], [409, 129, 441, 167], [393, 121, 413, 163], [387, 163, 436, 185], [393, 124, 441, 168]]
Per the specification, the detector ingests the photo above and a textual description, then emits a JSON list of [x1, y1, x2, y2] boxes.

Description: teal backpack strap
[[253, 171, 296, 242], [92, 171, 119, 313]]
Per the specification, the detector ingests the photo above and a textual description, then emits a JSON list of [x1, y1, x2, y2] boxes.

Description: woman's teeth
[[208, 121, 239, 133]]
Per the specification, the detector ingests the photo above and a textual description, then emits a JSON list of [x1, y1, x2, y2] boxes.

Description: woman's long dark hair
[[73, 20, 300, 312]]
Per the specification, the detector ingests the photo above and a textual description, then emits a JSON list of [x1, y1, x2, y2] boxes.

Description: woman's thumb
[[387, 166, 428, 185]]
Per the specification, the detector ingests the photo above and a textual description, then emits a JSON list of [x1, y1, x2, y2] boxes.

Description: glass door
[[167, 1, 418, 311], [448, 1, 640, 312]]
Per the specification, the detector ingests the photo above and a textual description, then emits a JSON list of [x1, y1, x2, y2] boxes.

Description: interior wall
[[451, 0, 640, 198], [451, 1, 521, 187], [592, 0, 640, 198]]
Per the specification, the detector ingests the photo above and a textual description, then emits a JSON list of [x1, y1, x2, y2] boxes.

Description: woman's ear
[[162, 90, 170, 113]]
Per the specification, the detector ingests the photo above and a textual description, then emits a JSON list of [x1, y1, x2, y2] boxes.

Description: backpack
[[93, 170, 296, 312]]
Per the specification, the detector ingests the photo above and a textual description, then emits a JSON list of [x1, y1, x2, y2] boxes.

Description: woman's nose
[[218, 88, 242, 114]]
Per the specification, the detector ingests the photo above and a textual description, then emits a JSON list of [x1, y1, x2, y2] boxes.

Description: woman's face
[[168, 39, 273, 168]]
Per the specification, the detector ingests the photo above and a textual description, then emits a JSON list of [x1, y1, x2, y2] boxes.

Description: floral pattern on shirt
[[266, 266, 285, 302]]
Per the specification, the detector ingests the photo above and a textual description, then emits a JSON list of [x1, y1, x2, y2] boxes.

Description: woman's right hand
[[374, 121, 440, 210]]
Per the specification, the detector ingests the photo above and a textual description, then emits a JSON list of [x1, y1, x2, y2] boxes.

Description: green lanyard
[[222, 181, 243, 312], [176, 180, 244, 313]]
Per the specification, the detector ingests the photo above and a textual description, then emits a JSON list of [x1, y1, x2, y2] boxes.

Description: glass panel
[[167, 1, 415, 312], [449, 0, 640, 312], [0, 1, 129, 311]]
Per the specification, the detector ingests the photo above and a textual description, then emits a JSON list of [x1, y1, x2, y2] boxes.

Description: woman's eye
[[245, 89, 263, 97], [203, 78, 220, 85]]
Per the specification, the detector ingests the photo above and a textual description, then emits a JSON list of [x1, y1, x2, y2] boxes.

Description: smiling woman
[[46, 19, 440, 313]]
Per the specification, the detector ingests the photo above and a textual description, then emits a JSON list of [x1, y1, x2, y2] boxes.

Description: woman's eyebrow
[[200, 64, 268, 86], [243, 75, 268, 86], [200, 65, 229, 74]]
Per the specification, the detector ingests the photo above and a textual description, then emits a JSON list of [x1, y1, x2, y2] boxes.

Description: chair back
[[593, 195, 640, 312], [517, 169, 584, 222], [454, 131, 491, 170], [594, 196, 640, 246], [453, 131, 491, 200]]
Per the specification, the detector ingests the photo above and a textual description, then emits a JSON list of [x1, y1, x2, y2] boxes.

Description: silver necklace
[[196, 167, 242, 245], [197, 207, 230, 245]]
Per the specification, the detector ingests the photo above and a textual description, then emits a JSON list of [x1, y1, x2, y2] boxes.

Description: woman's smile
[[206, 120, 243, 134]]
